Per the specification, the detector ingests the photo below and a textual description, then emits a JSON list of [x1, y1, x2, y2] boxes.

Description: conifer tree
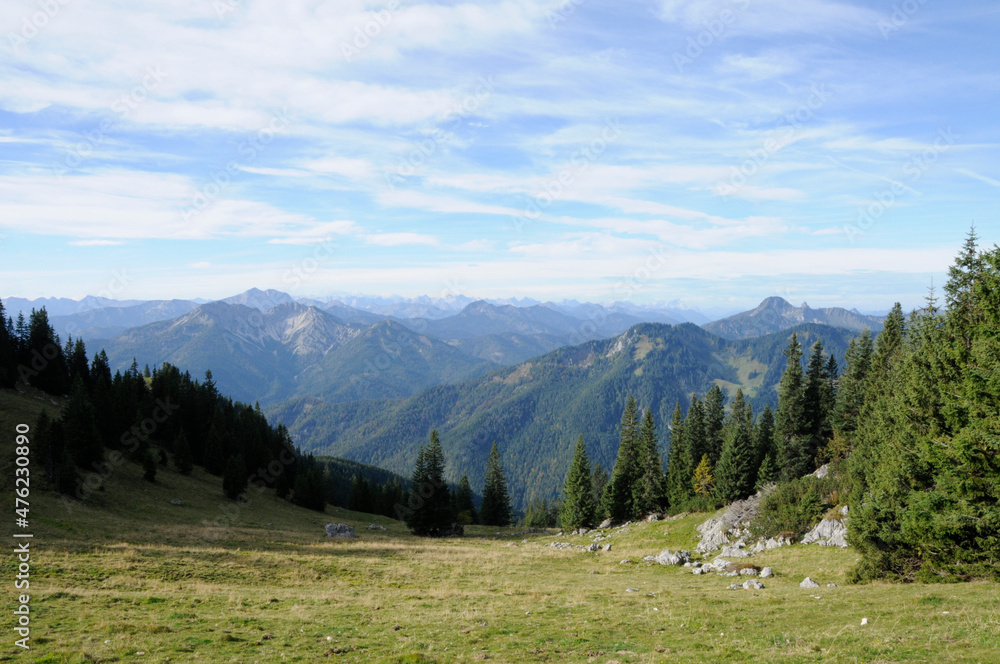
[[692, 455, 714, 497], [775, 333, 807, 479], [803, 340, 833, 467], [832, 330, 874, 440], [714, 389, 756, 504], [665, 401, 693, 509], [603, 396, 641, 522], [560, 435, 596, 530], [685, 395, 707, 467], [633, 408, 666, 516], [753, 405, 775, 475], [703, 385, 726, 464], [62, 376, 103, 468], [480, 441, 511, 527]]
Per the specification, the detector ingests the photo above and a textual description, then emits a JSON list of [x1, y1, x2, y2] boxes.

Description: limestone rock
[[800, 577, 820, 588], [760, 567, 774, 578], [802, 518, 849, 547], [325, 523, 355, 538], [599, 518, 613, 528], [654, 549, 691, 566], [696, 490, 769, 554]]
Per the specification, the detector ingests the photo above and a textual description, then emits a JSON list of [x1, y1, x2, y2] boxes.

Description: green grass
[[2, 388, 999, 663]]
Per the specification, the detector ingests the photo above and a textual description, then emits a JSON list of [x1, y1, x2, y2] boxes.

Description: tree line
[[0, 303, 327, 511]]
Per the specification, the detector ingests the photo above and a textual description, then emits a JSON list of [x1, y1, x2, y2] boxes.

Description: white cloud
[[364, 232, 441, 247]]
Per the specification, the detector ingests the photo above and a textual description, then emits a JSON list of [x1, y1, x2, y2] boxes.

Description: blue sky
[[1, 0, 997, 312]]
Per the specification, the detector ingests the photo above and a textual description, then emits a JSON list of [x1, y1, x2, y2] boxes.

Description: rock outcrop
[[325, 523, 356, 538], [801, 518, 849, 547]]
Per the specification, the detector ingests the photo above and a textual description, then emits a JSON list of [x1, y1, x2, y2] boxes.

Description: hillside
[[268, 322, 857, 510], [703, 297, 884, 340]]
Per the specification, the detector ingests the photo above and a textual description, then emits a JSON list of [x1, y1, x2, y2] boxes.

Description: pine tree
[[173, 429, 194, 475], [665, 401, 693, 509], [406, 431, 453, 534], [692, 455, 714, 497], [775, 333, 808, 479], [603, 396, 641, 522], [480, 441, 511, 527], [633, 408, 666, 516], [714, 389, 756, 504], [223, 455, 248, 500], [560, 435, 596, 530]]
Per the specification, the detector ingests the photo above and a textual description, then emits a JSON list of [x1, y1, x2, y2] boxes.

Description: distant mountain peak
[[705, 297, 885, 340]]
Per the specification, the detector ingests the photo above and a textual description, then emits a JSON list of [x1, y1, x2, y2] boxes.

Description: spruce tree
[[603, 396, 641, 522], [803, 340, 833, 467], [702, 385, 726, 464], [714, 389, 756, 504], [62, 376, 103, 468], [480, 441, 511, 527], [832, 330, 874, 440], [775, 333, 807, 479], [560, 435, 595, 530], [633, 408, 666, 516], [665, 401, 693, 509], [591, 463, 609, 519]]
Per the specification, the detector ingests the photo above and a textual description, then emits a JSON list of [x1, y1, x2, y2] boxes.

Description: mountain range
[[268, 321, 860, 510], [703, 296, 884, 340]]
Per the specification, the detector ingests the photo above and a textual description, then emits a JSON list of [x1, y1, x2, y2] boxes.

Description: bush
[[749, 473, 843, 540]]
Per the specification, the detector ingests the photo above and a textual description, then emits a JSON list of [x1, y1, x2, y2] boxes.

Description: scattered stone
[[739, 567, 758, 577], [826, 583, 837, 588], [743, 579, 764, 590], [840, 505, 849, 516], [692, 567, 707, 575], [572, 528, 589, 536], [602, 544, 612, 551], [324, 523, 355, 538], [169, 499, 182, 505], [645, 513, 660, 522], [802, 518, 849, 548], [760, 567, 774, 578], [619, 559, 635, 565], [812, 464, 830, 479], [588, 570, 600, 574], [599, 518, 613, 528], [719, 544, 751, 558], [653, 549, 691, 566], [367, 524, 386, 531], [861, 618, 868, 626], [800, 577, 820, 589], [625, 588, 640, 593], [750, 535, 792, 553]]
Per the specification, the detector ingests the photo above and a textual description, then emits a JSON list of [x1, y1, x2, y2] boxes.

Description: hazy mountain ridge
[[702, 296, 885, 340]]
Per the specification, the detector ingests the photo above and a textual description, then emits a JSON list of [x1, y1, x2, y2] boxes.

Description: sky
[[0, 0, 998, 313]]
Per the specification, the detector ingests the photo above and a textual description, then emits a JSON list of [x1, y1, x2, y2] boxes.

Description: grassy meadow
[[2, 388, 999, 663]]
